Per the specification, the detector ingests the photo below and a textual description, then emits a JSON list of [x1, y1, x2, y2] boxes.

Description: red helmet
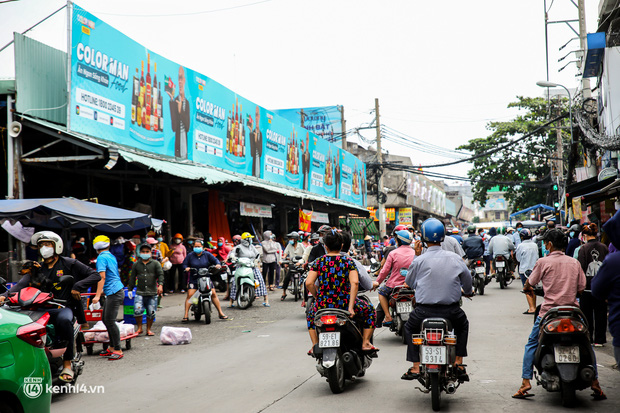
[[392, 224, 407, 236]]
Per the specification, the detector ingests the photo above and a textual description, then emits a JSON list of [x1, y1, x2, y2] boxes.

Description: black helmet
[[317, 225, 332, 234], [310, 233, 320, 240]]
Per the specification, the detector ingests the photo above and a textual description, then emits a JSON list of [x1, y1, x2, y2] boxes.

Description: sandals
[[523, 310, 536, 315], [146, 331, 155, 336], [362, 346, 380, 353], [455, 364, 470, 382], [98, 349, 113, 357], [219, 315, 229, 320], [401, 369, 420, 381], [512, 387, 535, 399], [108, 352, 124, 361], [262, 302, 271, 307], [59, 367, 74, 383], [382, 320, 393, 327], [281, 295, 287, 301], [591, 384, 607, 400], [181, 318, 189, 323]]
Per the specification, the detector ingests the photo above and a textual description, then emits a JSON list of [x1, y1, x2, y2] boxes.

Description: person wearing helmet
[[232, 234, 242, 246], [300, 232, 310, 249], [566, 223, 582, 258], [1, 231, 101, 381], [514, 228, 539, 315], [488, 226, 516, 276], [281, 232, 306, 301], [462, 225, 485, 263], [92, 235, 126, 360], [450, 228, 463, 245], [228, 232, 270, 307], [261, 230, 281, 291], [373, 230, 417, 327], [168, 233, 187, 293], [402, 218, 473, 382], [303, 225, 331, 264]]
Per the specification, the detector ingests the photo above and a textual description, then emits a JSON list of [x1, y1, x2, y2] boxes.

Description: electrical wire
[[91, 0, 274, 17]]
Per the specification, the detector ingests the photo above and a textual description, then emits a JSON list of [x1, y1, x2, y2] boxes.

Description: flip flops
[[98, 349, 113, 357], [219, 315, 229, 320], [382, 320, 393, 327], [401, 369, 420, 381], [108, 352, 124, 361], [181, 318, 189, 324], [512, 388, 535, 399], [523, 310, 535, 315]]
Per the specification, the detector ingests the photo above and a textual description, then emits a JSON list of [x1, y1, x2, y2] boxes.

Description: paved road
[[52, 282, 619, 412]]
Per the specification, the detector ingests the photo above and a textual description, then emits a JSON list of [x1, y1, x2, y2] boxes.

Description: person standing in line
[[128, 244, 164, 336], [592, 209, 620, 366], [261, 231, 279, 291], [168, 233, 187, 293], [566, 223, 582, 258], [92, 235, 125, 360], [271, 233, 283, 287], [514, 229, 539, 315], [281, 232, 306, 301], [577, 223, 609, 347]]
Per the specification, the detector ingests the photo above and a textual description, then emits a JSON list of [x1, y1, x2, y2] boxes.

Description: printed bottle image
[[164, 75, 175, 95], [158, 82, 163, 132], [138, 61, 145, 127], [131, 68, 138, 125], [152, 62, 158, 131], [145, 54, 152, 131], [226, 110, 231, 152]]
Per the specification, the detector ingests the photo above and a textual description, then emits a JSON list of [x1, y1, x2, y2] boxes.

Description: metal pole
[[375, 98, 386, 238], [6, 96, 14, 199], [340, 105, 347, 150]]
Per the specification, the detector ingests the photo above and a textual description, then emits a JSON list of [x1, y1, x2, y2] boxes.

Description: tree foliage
[[457, 96, 569, 212]]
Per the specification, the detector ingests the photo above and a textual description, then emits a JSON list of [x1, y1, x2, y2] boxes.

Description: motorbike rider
[[488, 227, 516, 276], [228, 232, 270, 307], [181, 239, 228, 322], [373, 230, 416, 327], [281, 232, 306, 301], [514, 229, 539, 314], [402, 218, 473, 381], [462, 225, 485, 264], [449, 228, 463, 245], [303, 225, 332, 264], [514, 229, 605, 400], [0, 231, 101, 382]]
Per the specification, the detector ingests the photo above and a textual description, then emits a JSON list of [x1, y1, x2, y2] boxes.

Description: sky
[[0, 0, 601, 184]]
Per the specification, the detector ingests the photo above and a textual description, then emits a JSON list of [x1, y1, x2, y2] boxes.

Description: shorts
[[377, 285, 393, 298], [520, 273, 527, 286], [188, 276, 213, 291], [134, 294, 157, 320]]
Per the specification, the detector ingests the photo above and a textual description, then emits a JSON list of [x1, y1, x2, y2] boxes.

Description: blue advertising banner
[[68, 3, 364, 207], [273, 106, 343, 147]]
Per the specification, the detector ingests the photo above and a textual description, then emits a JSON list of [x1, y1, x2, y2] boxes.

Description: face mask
[[217, 242, 223, 247], [140, 253, 151, 260], [188, 241, 194, 246], [209, 237, 213, 242], [415, 236, 421, 241], [157, 237, 163, 242], [241, 239, 250, 247], [174, 239, 181, 244], [569, 231, 575, 238], [289, 240, 295, 245], [79, 241, 85, 246], [40, 246, 54, 259], [193, 247, 203, 254]]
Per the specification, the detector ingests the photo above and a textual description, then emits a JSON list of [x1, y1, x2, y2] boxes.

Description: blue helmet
[[421, 218, 445, 243], [395, 230, 412, 245]]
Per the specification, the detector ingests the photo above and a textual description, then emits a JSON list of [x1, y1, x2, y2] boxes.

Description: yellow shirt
[[158, 242, 170, 260]]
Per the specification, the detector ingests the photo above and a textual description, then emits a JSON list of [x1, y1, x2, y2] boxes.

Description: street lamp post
[[536, 80, 573, 144]]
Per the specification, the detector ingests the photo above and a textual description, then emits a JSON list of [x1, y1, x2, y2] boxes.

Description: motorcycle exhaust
[[446, 381, 457, 394], [342, 351, 361, 376], [580, 366, 595, 383], [541, 354, 556, 370]]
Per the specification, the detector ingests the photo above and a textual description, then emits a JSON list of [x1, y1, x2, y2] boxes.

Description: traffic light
[[553, 184, 558, 191], [554, 201, 560, 208]]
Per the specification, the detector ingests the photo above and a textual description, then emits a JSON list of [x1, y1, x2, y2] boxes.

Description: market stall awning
[[510, 204, 556, 218], [340, 217, 378, 238], [0, 197, 160, 233], [580, 178, 620, 205]]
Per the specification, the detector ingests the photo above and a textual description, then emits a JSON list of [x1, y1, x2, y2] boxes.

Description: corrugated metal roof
[[15, 33, 67, 125]]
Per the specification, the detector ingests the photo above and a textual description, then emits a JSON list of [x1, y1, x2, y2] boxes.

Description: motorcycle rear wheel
[[431, 372, 441, 411], [326, 352, 345, 394], [560, 382, 577, 407], [498, 272, 505, 289], [203, 300, 212, 324], [193, 305, 201, 321], [293, 278, 300, 302], [477, 277, 485, 295]]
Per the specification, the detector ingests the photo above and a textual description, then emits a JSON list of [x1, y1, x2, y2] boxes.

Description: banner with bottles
[[68, 3, 365, 207]]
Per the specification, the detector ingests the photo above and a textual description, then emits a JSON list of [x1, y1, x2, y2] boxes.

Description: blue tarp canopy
[[0, 198, 162, 233], [509, 204, 556, 218]]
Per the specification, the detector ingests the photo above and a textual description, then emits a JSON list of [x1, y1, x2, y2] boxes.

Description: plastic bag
[[89, 302, 101, 311], [160, 326, 192, 345], [163, 261, 172, 271], [189, 291, 200, 305]]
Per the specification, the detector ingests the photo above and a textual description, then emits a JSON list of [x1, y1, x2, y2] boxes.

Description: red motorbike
[[387, 285, 416, 344]]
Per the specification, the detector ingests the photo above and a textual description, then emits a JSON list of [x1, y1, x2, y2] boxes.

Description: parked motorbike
[[232, 257, 258, 309], [534, 305, 596, 407], [188, 267, 215, 324], [2, 276, 84, 386], [282, 256, 304, 302], [411, 317, 467, 411], [310, 296, 377, 394], [469, 257, 489, 295], [493, 255, 512, 289], [209, 266, 230, 293]]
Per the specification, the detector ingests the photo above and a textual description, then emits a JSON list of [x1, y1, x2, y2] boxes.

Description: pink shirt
[[377, 245, 416, 288], [528, 251, 586, 318], [169, 243, 187, 265]]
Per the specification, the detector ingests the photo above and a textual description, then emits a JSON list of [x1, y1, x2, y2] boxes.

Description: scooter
[[282, 256, 304, 302], [534, 305, 596, 407], [469, 257, 489, 295], [232, 257, 257, 309], [411, 317, 467, 411], [3, 275, 84, 387], [188, 267, 214, 324], [387, 285, 416, 344], [493, 255, 512, 289], [310, 295, 377, 394], [209, 266, 230, 293]]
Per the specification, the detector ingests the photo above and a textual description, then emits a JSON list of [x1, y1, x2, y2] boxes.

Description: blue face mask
[[188, 240, 194, 245], [139, 253, 151, 260], [217, 242, 223, 247], [289, 240, 295, 245], [193, 247, 203, 254], [570, 231, 575, 238], [79, 241, 85, 246], [209, 237, 213, 242], [157, 237, 163, 242]]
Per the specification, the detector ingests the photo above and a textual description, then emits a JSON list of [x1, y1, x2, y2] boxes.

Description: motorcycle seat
[[422, 318, 452, 331], [316, 308, 350, 318]]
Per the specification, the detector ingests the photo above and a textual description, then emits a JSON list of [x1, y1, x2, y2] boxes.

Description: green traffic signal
[[554, 201, 560, 208], [553, 184, 558, 191]]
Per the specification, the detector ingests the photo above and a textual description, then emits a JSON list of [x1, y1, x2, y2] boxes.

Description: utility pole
[[375, 98, 386, 238], [339, 105, 347, 150], [578, 0, 598, 178]]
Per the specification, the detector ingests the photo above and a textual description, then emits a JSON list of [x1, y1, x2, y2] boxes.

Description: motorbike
[[533, 304, 596, 407], [493, 255, 512, 289], [411, 317, 466, 411], [209, 266, 230, 293], [387, 285, 416, 344], [282, 256, 304, 302], [469, 257, 489, 295], [188, 267, 216, 324], [2, 275, 84, 386], [310, 295, 378, 394], [232, 257, 258, 309]]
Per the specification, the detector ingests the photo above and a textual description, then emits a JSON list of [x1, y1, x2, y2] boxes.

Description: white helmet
[[31, 231, 64, 255]]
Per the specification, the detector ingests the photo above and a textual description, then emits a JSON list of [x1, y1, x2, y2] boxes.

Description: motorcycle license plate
[[555, 345, 580, 363], [475, 266, 485, 274], [496, 261, 505, 268], [421, 346, 446, 365], [396, 301, 412, 314], [319, 332, 340, 348]]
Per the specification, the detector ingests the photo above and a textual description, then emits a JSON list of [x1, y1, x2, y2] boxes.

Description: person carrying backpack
[[577, 223, 609, 347]]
